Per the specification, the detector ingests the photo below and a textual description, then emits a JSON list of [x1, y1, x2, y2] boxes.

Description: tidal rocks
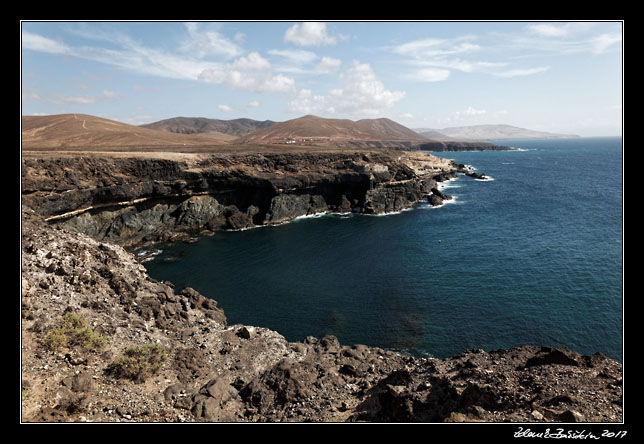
[[465, 171, 488, 180], [263, 193, 328, 224], [427, 187, 453, 207]]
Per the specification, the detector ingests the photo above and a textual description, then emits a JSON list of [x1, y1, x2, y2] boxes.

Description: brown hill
[[234, 115, 429, 145], [22, 114, 235, 149], [140, 116, 277, 137]]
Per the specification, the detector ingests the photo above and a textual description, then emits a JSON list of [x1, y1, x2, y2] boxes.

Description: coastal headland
[[20, 115, 622, 423]]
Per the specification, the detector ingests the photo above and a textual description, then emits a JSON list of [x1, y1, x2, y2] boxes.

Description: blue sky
[[21, 21, 622, 136]]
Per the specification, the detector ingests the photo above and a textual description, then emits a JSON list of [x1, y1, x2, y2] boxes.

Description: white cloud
[[284, 22, 338, 46], [392, 37, 480, 58], [47, 93, 100, 105], [218, 104, 232, 112], [267, 49, 320, 74], [288, 61, 405, 117], [492, 66, 550, 78], [22, 31, 70, 54], [590, 32, 622, 55], [516, 22, 622, 55], [181, 22, 243, 59], [390, 24, 620, 82], [390, 36, 512, 81], [22, 85, 41, 101], [462, 106, 487, 116], [412, 58, 507, 74], [288, 88, 330, 115], [22, 29, 226, 82], [198, 52, 296, 93], [407, 68, 451, 82], [315, 56, 341, 73], [526, 22, 594, 38], [247, 100, 261, 108], [102, 89, 120, 99], [268, 49, 318, 64]]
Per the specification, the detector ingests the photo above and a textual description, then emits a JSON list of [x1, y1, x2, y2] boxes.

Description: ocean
[[143, 137, 623, 361]]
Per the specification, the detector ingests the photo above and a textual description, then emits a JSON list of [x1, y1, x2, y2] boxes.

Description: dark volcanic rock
[[465, 171, 487, 180], [522, 347, 580, 369], [22, 151, 457, 247]]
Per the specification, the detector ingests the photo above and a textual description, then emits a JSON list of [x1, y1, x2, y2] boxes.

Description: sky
[[21, 21, 623, 137]]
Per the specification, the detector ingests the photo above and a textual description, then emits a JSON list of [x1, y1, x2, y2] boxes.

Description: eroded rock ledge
[[20, 208, 623, 422], [21, 150, 461, 248]]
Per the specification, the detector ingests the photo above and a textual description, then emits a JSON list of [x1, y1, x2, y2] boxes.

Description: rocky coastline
[[21, 149, 623, 423], [21, 150, 463, 248]]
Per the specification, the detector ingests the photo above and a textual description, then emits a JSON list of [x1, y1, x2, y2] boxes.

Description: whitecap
[[365, 206, 415, 217], [420, 195, 464, 209], [293, 211, 329, 221], [438, 179, 461, 190], [139, 249, 163, 263]]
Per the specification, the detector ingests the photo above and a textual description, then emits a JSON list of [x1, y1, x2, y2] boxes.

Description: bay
[[144, 137, 623, 361]]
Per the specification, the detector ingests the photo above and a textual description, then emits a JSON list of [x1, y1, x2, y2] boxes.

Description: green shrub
[[107, 343, 167, 383], [44, 312, 107, 352]]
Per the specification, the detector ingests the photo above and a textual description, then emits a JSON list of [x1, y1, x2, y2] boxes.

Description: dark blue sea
[[143, 137, 623, 361]]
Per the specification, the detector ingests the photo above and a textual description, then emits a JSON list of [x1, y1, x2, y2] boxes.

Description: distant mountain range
[[22, 113, 578, 152], [140, 116, 277, 138], [141, 116, 579, 143], [414, 124, 580, 141], [233, 115, 427, 145]]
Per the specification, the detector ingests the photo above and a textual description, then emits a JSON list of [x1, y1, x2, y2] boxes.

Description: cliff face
[[21, 150, 457, 248]]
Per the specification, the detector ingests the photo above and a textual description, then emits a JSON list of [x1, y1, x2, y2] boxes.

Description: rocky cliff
[[20, 148, 623, 423], [21, 150, 458, 248]]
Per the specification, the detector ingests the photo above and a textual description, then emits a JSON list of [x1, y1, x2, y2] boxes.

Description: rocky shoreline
[[21, 149, 623, 423], [21, 150, 463, 248]]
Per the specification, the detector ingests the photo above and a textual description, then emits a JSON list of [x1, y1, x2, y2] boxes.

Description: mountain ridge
[[22, 114, 234, 149], [233, 114, 429, 145], [140, 116, 277, 137]]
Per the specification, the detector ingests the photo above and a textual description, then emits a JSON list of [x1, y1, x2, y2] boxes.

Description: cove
[[144, 137, 623, 361]]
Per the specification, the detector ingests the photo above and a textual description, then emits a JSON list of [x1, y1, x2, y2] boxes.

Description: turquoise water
[[144, 137, 623, 361]]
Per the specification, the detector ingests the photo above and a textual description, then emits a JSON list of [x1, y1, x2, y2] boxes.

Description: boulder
[[523, 348, 580, 369], [428, 194, 444, 206], [238, 326, 256, 339]]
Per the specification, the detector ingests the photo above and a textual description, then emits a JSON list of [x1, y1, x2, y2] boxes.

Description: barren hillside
[[140, 117, 277, 137], [234, 115, 429, 145], [22, 114, 235, 149]]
